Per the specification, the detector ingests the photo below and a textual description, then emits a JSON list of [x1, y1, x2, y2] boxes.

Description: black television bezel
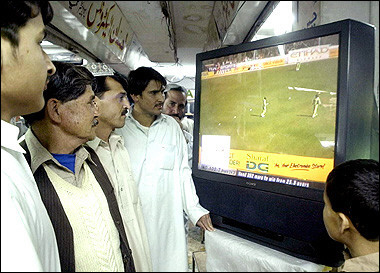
[[192, 19, 374, 267], [192, 19, 375, 203]]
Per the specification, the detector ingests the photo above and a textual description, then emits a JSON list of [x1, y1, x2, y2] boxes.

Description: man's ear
[[130, 94, 139, 103], [338, 212, 351, 234], [46, 98, 62, 123]]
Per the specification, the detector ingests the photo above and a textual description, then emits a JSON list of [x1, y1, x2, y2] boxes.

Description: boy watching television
[[323, 159, 379, 271]]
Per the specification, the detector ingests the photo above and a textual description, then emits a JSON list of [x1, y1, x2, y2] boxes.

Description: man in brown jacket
[[22, 62, 135, 272]]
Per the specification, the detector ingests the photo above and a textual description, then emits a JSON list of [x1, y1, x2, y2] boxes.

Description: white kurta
[[115, 112, 208, 272], [1, 120, 61, 272], [183, 129, 193, 168], [181, 117, 194, 136]]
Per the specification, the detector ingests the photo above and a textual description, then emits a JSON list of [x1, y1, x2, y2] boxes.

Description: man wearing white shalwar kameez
[[1, 2, 60, 270], [115, 67, 214, 272], [1, 121, 61, 272]]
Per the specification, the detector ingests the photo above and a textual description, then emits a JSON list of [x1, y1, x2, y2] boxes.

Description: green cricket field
[[199, 58, 338, 159]]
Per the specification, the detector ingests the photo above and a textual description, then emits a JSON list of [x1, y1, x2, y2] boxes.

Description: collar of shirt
[[126, 107, 168, 130], [86, 136, 103, 150], [340, 252, 379, 272], [87, 132, 124, 151], [1, 120, 25, 153], [24, 128, 96, 174], [109, 131, 124, 148]]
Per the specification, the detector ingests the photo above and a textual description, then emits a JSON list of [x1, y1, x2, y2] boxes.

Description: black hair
[[76, 65, 98, 94], [127, 67, 167, 100], [164, 84, 187, 104], [1, 1, 53, 47], [94, 71, 132, 104], [23, 62, 95, 125], [326, 159, 379, 241]]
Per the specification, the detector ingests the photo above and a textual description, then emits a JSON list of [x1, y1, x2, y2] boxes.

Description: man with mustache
[[1, 1, 60, 271], [87, 71, 152, 271], [162, 84, 193, 167], [162, 84, 195, 242], [115, 66, 214, 272], [21, 62, 136, 272]]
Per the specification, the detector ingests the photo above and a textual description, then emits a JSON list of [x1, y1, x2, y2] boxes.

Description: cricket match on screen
[[198, 34, 340, 189]]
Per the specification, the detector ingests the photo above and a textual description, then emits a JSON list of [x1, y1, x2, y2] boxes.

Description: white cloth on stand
[[205, 229, 326, 272]]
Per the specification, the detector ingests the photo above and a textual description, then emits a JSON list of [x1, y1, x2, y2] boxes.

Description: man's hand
[[172, 115, 184, 130], [196, 214, 215, 231]]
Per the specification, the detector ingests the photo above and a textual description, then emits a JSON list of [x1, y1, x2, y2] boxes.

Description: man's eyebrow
[[150, 89, 163, 93], [116, 92, 127, 99]]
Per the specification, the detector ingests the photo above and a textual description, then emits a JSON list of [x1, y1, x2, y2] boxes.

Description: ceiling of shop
[[46, 1, 271, 89], [114, 1, 269, 88], [116, 1, 270, 65], [116, 1, 215, 64]]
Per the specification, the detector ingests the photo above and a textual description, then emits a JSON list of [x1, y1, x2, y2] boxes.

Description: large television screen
[[199, 34, 339, 191], [193, 19, 375, 266]]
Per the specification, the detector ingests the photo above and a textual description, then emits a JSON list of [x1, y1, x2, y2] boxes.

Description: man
[[295, 61, 301, 71], [163, 84, 193, 134], [260, 97, 269, 117], [87, 71, 152, 271], [115, 66, 214, 272], [1, 1, 60, 271], [21, 62, 135, 272], [312, 93, 321, 118], [162, 84, 194, 240], [163, 84, 193, 167], [323, 159, 379, 271]]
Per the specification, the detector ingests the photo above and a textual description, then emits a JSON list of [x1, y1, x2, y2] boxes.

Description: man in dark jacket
[[22, 61, 135, 272]]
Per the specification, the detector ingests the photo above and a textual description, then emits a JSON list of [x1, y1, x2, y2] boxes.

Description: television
[[192, 19, 375, 267]]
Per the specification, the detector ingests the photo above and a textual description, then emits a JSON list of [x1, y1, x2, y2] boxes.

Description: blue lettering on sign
[[246, 161, 269, 173]]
